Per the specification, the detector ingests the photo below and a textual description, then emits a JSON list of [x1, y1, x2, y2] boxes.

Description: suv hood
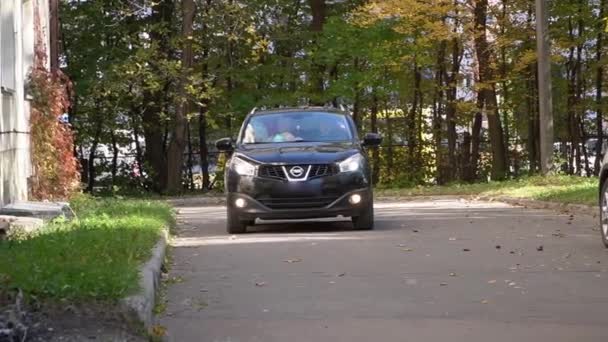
[[237, 142, 359, 165]]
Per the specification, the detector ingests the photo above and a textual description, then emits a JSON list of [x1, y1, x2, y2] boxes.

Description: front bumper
[[227, 188, 372, 220]]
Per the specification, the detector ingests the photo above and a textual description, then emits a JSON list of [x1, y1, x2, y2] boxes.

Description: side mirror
[[362, 133, 382, 147], [215, 137, 234, 151]]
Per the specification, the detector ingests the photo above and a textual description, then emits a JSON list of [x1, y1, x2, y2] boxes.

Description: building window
[[0, 0, 17, 92]]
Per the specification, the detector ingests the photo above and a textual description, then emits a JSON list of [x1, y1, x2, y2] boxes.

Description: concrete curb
[[120, 228, 169, 332]]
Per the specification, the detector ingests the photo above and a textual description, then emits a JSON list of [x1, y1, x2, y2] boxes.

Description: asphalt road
[[160, 198, 608, 342]]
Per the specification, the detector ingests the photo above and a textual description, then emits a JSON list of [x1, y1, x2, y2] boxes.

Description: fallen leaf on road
[[397, 244, 407, 247], [487, 280, 497, 284], [449, 272, 457, 277], [284, 258, 302, 263], [509, 251, 515, 254], [151, 325, 167, 337], [449, 237, 457, 241], [536, 234, 544, 238], [337, 273, 346, 277], [537, 245, 544, 252], [440, 282, 448, 286], [329, 281, 336, 284], [481, 300, 489, 304], [402, 248, 413, 252], [508, 282, 516, 287], [495, 245, 501, 249], [463, 248, 471, 252], [413, 229, 419, 233], [255, 282, 267, 287]]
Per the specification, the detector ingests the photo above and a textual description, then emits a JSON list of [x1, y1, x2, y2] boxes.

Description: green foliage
[[59, 0, 608, 191], [0, 196, 174, 301]]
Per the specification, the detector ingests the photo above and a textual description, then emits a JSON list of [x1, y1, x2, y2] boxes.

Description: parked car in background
[[598, 150, 608, 247], [216, 107, 382, 234]]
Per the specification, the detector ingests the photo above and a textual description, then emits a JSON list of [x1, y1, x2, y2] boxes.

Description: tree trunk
[[500, 0, 510, 176], [371, 93, 380, 185], [461, 132, 471, 181], [49, 0, 60, 71], [141, 0, 173, 192], [434, 39, 447, 184], [473, 0, 507, 180], [308, 0, 327, 104], [186, 122, 195, 190], [385, 106, 394, 183], [131, 110, 144, 182], [408, 60, 421, 167], [199, 0, 211, 190], [86, 114, 103, 193], [111, 131, 119, 187], [467, 101, 484, 182], [309, 0, 326, 31], [87, 141, 98, 193], [166, 0, 195, 193], [446, 27, 461, 182], [352, 58, 362, 132], [595, 0, 606, 175], [581, 120, 592, 176], [574, 8, 585, 175], [527, 64, 538, 174], [567, 18, 581, 175]]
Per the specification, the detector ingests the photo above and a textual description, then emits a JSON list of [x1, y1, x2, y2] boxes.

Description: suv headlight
[[338, 153, 363, 173], [230, 156, 256, 176]]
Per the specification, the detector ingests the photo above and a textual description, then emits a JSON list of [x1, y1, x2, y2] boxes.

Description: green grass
[[0, 195, 175, 301], [377, 175, 599, 206]]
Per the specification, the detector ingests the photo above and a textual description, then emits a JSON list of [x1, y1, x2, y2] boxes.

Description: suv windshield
[[242, 112, 353, 144]]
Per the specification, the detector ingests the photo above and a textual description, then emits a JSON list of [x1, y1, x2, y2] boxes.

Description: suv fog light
[[349, 194, 362, 205], [235, 198, 247, 208]]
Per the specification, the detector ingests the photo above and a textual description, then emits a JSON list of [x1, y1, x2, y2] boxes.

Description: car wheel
[[352, 201, 374, 230], [600, 181, 608, 248], [227, 207, 248, 234]]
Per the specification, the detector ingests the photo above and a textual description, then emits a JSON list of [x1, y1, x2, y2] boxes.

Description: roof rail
[[249, 107, 258, 115]]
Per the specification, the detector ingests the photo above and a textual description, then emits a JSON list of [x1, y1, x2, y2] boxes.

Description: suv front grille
[[258, 196, 338, 209], [258, 165, 288, 180], [258, 164, 334, 181]]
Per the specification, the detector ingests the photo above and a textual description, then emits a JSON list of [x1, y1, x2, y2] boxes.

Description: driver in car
[[272, 116, 298, 142]]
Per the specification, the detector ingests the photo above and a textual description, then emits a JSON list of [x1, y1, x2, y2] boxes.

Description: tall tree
[[166, 0, 196, 193], [472, 0, 508, 180], [595, 0, 606, 174]]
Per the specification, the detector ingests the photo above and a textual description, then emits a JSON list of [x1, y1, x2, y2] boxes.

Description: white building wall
[[0, 0, 46, 206]]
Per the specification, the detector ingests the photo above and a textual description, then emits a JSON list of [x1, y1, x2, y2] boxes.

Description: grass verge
[[0, 195, 174, 301], [377, 175, 598, 206]]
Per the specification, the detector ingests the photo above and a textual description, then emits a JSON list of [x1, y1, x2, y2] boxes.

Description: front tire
[[352, 201, 374, 230], [600, 180, 608, 248], [227, 207, 248, 234]]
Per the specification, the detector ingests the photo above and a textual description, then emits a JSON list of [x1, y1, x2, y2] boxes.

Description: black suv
[[216, 107, 382, 234]]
